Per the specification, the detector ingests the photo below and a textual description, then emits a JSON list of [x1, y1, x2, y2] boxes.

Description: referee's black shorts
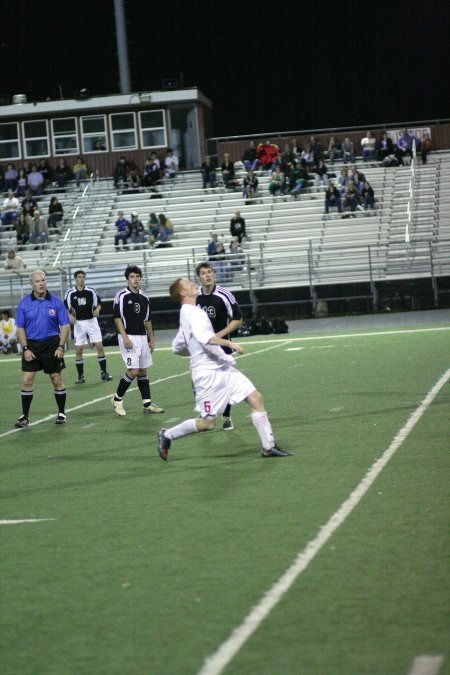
[[22, 336, 66, 374]]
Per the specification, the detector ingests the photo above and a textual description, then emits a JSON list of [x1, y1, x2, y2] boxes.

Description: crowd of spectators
[[0, 156, 92, 196], [113, 149, 179, 189], [113, 211, 174, 251]]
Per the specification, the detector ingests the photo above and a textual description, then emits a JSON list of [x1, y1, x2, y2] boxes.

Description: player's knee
[[247, 389, 265, 411], [196, 416, 216, 432]]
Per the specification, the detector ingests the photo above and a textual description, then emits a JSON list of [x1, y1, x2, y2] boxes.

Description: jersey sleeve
[[172, 328, 190, 356], [191, 307, 215, 345], [231, 302, 243, 321], [56, 298, 70, 326], [15, 301, 25, 328]]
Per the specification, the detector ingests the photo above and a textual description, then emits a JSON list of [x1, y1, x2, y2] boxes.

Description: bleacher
[[1, 151, 450, 306]]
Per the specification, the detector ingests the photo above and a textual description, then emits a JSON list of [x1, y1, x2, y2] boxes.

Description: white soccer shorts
[[118, 334, 152, 370], [73, 318, 103, 346], [193, 366, 255, 417]]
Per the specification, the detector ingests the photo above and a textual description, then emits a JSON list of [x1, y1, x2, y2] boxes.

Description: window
[[23, 120, 49, 158], [110, 112, 136, 150], [0, 122, 20, 160], [52, 118, 78, 155], [81, 115, 108, 153], [139, 110, 166, 148]]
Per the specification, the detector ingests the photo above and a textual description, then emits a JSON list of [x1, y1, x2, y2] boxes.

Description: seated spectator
[[309, 136, 324, 163], [221, 153, 235, 188], [281, 143, 295, 171], [338, 168, 350, 191], [27, 164, 45, 195], [256, 140, 279, 171], [73, 156, 89, 187], [397, 128, 415, 160], [127, 162, 141, 189], [47, 196, 64, 230], [242, 140, 258, 171], [29, 209, 49, 249], [350, 167, 365, 192], [4, 250, 26, 270], [288, 163, 309, 198], [324, 182, 342, 214], [342, 180, 363, 216], [361, 131, 376, 162], [290, 138, 301, 156], [326, 136, 341, 164], [207, 232, 220, 258], [229, 239, 245, 273], [361, 181, 375, 209], [158, 213, 174, 239], [54, 159, 72, 188], [148, 212, 159, 245], [268, 166, 285, 195], [37, 158, 53, 186], [113, 156, 130, 188], [143, 153, 161, 187], [243, 169, 258, 202], [15, 169, 28, 197], [210, 241, 230, 282], [114, 210, 130, 250], [300, 144, 315, 169], [15, 212, 31, 248], [4, 163, 18, 191], [201, 155, 217, 190], [2, 190, 19, 226], [314, 159, 329, 187], [164, 148, 179, 178], [230, 210, 246, 244], [341, 137, 355, 164], [420, 132, 433, 164], [0, 309, 19, 353], [129, 212, 146, 249], [377, 131, 393, 162]]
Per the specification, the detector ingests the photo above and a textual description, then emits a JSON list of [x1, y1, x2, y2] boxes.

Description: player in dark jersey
[[64, 270, 113, 384], [195, 261, 243, 430], [111, 265, 164, 416]]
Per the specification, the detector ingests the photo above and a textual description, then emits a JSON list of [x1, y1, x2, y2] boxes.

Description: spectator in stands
[[113, 156, 130, 188], [350, 166, 365, 192], [338, 168, 350, 191], [341, 137, 355, 164], [207, 232, 220, 258], [201, 155, 217, 190], [2, 190, 19, 226], [47, 196, 64, 231], [256, 140, 279, 171], [143, 153, 161, 187], [27, 164, 45, 195], [73, 156, 89, 187], [300, 144, 315, 170], [158, 213, 174, 240], [114, 210, 130, 251], [309, 136, 324, 163], [16, 212, 31, 248], [361, 131, 376, 162], [243, 169, 258, 202], [342, 180, 362, 216], [4, 250, 26, 270], [290, 138, 301, 156], [29, 209, 49, 249], [210, 241, 230, 282], [4, 163, 18, 191], [148, 212, 159, 245], [164, 148, 179, 178], [15, 169, 28, 197], [94, 138, 106, 151], [324, 182, 342, 214], [221, 153, 235, 188], [281, 143, 295, 171], [229, 238, 245, 273], [314, 159, 329, 187], [377, 131, 393, 162], [129, 212, 146, 249], [268, 165, 285, 196], [230, 210, 246, 244], [420, 132, 433, 164], [361, 181, 375, 209], [397, 128, 416, 160], [0, 309, 19, 354], [127, 162, 141, 189], [38, 158, 53, 187], [54, 159, 72, 188], [326, 136, 341, 164], [288, 163, 308, 199], [242, 140, 258, 171]]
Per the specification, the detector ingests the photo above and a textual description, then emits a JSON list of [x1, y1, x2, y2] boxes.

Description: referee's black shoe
[[15, 415, 29, 429], [261, 444, 293, 458], [75, 375, 85, 384], [101, 372, 113, 381], [55, 413, 67, 425]]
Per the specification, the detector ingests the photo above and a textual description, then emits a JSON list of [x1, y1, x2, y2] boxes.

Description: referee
[[15, 269, 70, 428], [64, 270, 113, 384]]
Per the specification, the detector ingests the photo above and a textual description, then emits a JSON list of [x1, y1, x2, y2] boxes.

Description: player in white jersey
[[157, 277, 292, 460]]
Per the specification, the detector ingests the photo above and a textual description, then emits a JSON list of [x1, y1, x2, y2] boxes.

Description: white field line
[[0, 326, 449, 366], [196, 365, 450, 675], [0, 518, 56, 525], [407, 655, 445, 675], [0, 340, 291, 440]]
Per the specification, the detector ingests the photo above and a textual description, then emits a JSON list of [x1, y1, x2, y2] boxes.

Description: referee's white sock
[[250, 411, 275, 451], [165, 419, 198, 440]]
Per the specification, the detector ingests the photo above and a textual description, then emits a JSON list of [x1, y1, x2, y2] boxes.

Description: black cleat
[[222, 416, 234, 431], [261, 444, 293, 458], [157, 428, 171, 461], [101, 372, 113, 381], [15, 415, 29, 429], [55, 413, 67, 425], [75, 375, 85, 384]]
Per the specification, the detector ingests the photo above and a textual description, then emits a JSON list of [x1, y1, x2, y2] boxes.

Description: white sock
[[250, 411, 274, 451], [165, 418, 198, 440]]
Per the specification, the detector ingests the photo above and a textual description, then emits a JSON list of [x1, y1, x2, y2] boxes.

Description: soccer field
[[1, 316, 449, 675]]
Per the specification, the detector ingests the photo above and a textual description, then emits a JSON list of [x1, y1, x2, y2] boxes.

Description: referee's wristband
[[23, 345, 29, 352], [58, 345, 65, 351]]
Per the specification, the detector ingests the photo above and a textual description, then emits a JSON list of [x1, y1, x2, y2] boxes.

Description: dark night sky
[[2, 0, 449, 137]]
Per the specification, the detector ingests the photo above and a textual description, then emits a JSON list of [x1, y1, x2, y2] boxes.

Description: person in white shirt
[[2, 190, 19, 225], [0, 309, 19, 353], [4, 250, 26, 270], [157, 277, 292, 460], [361, 131, 376, 162], [164, 148, 179, 178]]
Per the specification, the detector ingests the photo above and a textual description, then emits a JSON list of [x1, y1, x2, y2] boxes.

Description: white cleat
[[111, 396, 126, 416]]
